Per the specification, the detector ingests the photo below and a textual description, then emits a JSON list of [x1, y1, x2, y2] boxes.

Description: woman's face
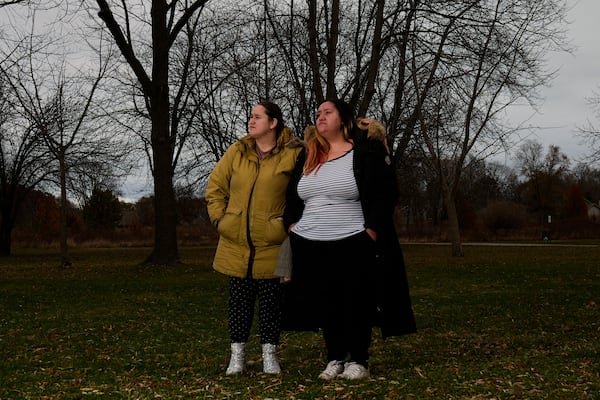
[[249, 105, 277, 139], [316, 101, 342, 138]]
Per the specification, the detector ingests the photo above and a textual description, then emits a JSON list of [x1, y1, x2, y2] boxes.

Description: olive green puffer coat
[[206, 128, 302, 279]]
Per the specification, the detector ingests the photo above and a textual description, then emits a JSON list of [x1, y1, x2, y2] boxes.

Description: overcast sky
[[3, 1, 598, 200], [506, 0, 600, 163]]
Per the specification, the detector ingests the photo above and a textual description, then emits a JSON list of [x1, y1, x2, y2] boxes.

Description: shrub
[[479, 200, 529, 235]]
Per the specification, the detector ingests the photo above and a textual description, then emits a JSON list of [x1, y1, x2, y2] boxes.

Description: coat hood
[[239, 127, 304, 156]]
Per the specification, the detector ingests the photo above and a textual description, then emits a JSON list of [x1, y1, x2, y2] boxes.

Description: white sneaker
[[339, 362, 370, 379], [262, 343, 281, 374], [318, 360, 345, 380], [226, 343, 245, 375]]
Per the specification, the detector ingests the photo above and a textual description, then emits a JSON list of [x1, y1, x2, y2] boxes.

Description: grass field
[[1, 243, 599, 399]]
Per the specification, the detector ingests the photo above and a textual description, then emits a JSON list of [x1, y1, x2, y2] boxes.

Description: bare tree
[[571, 162, 600, 202], [34, 71, 129, 266], [0, 72, 53, 256], [515, 140, 570, 220], [409, 0, 567, 255], [2, 13, 131, 264], [89, 0, 211, 265], [0, 11, 56, 256], [515, 140, 546, 179]]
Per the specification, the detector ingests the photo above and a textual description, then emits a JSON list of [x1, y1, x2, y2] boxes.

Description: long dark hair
[[257, 101, 285, 136]]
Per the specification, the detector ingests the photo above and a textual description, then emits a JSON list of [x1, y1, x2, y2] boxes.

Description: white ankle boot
[[226, 342, 245, 375], [262, 343, 281, 374]]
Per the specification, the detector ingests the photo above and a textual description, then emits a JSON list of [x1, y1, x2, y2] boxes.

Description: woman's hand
[[288, 223, 296, 233], [366, 228, 377, 241]]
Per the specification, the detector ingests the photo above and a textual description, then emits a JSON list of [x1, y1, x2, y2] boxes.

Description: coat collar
[[239, 127, 302, 158]]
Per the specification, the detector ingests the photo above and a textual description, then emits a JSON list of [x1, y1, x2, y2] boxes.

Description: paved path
[[408, 242, 599, 248]]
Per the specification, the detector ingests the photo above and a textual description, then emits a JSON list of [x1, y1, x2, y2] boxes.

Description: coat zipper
[[245, 159, 259, 278]]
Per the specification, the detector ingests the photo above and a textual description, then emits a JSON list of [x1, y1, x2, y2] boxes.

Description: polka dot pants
[[228, 277, 282, 345]]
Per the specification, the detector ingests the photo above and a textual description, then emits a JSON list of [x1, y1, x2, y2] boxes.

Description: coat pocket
[[262, 216, 287, 245], [217, 207, 242, 242]]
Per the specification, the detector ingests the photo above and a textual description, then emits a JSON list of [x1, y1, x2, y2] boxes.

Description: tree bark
[[0, 212, 13, 256], [444, 191, 464, 257], [307, 0, 324, 104], [356, 0, 384, 117], [325, 0, 339, 99], [145, 0, 179, 265], [59, 156, 72, 267]]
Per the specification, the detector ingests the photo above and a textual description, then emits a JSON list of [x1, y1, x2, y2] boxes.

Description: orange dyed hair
[[303, 130, 330, 175]]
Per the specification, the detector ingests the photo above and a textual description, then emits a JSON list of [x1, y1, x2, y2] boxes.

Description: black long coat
[[282, 125, 416, 338]]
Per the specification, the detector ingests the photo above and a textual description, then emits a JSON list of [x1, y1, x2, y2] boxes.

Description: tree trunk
[[145, 0, 179, 265], [59, 156, 72, 267], [0, 217, 13, 257], [307, 0, 324, 103], [325, 0, 339, 99], [444, 193, 464, 257], [147, 124, 179, 265], [356, 0, 384, 116]]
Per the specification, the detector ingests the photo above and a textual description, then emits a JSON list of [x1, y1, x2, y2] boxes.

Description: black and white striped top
[[291, 150, 365, 241]]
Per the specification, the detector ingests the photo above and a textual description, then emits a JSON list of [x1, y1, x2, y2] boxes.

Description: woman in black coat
[[282, 98, 416, 380]]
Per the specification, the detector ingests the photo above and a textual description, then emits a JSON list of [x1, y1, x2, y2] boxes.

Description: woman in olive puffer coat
[[206, 101, 302, 376]]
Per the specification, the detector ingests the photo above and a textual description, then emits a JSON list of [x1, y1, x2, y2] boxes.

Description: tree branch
[[0, 0, 27, 7], [95, 0, 152, 96], [168, 0, 209, 47]]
